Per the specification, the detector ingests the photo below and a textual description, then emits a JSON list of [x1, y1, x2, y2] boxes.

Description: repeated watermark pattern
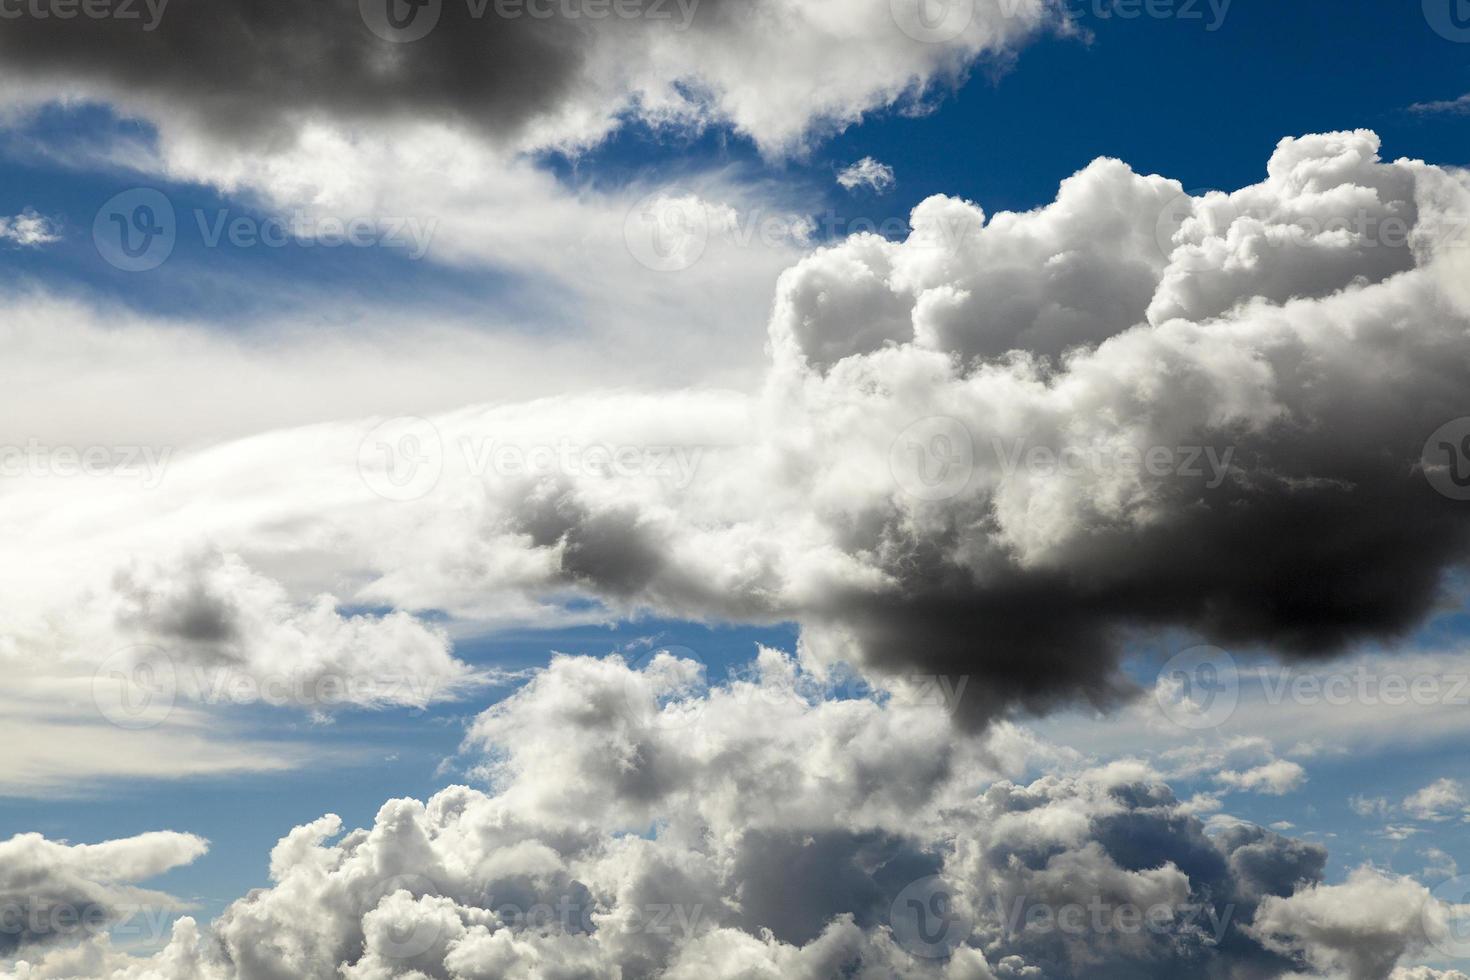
[[888, 416, 1238, 502], [357, 416, 708, 502], [361, 0, 700, 43], [891, 0, 1231, 45], [1424, 0, 1470, 42], [888, 876, 1237, 960], [1155, 190, 1470, 261], [1423, 417, 1470, 501], [0, 901, 178, 946], [623, 194, 982, 273], [0, 0, 168, 30], [0, 440, 172, 488], [1155, 645, 1470, 731], [1426, 874, 1470, 959], [91, 647, 449, 730], [93, 188, 437, 272]]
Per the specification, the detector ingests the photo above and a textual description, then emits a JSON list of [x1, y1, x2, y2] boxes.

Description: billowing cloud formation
[[6, 130, 1470, 735], [1249, 868, 1447, 980], [0, 0, 1053, 156], [0, 831, 205, 958], [8, 653, 1461, 979]]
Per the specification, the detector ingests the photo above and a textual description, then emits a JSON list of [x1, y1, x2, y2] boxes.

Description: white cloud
[[1404, 778, 1470, 823], [837, 157, 896, 193], [0, 652, 1356, 979], [1216, 760, 1306, 796], [1410, 94, 1470, 116], [0, 209, 57, 247], [0, 831, 205, 959], [6, 130, 1470, 747], [1249, 867, 1442, 980]]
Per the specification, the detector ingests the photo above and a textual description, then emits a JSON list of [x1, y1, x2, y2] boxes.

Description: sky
[[3, 0, 1470, 978]]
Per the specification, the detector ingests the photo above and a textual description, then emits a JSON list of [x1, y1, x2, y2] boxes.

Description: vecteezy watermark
[[356, 416, 708, 502], [0, 899, 178, 947], [1154, 645, 1240, 730], [623, 195, 982, 273], [93, 189, 437, 272], [94, 188, 175, 272], [1081, 0, 1231, 31], [361, 0, 700, 43], [990, 895, 1236, 943], [1425, 874, 1470, 959], [1254, 666, 1470, 709], [990, 437, 1236, 489], [1424, 0, 1470, 42], [459, 438, 705, 490], [892, 0, 1229, 43], [889, 876, 973, 959], [192, 209, 437, 260], [362, 874, 444, 960], [1155, 191, 1470, 262], [493, 897, 704, 937], [1423, 417, 1470, 501], [0, 0, 169, 30], [0, 440, 172, 488], [91, 646, 450, 730], [890, 0, 976, 43], [358, 417, 445, 502], [889, 417, 1237, 502], [890, 417, 976, 501]]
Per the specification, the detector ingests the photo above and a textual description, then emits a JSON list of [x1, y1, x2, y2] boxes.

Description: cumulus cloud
[[1403, 779, 1470, 823], [1215, 760, 1307, 797], [7, 130, 1470, 736], [838, 157, 897, 193], [1249, 867, 1442, 980], [4, 652, 1368, 979], [0, 210, 57, 247], [0, 0, 1055, 157], [0, 831, 205, 959]]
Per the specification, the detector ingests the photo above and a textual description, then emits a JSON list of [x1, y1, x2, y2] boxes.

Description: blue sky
[[5, 0, 1470, 973]]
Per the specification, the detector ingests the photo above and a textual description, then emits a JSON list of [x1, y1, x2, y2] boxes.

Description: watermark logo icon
[[358, 417, 444, 502], [92, 646, 178, 730], [361, 0, 442, 42], [1425, 0, 1470, 41], [1426, 874, 1470, 959], [1153, 187, 1241, 262], [364, 874, 445, 960], [624, 192, 710, 272], [1423, 417, 1470, 500], [891, 0, 975, 43], [1154, 645, 1239, 730], [890, 416, 974, 501], [94, 189, 176, 272], [889, 876, 972, 959]]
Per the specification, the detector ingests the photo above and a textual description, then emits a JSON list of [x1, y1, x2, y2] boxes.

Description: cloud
[[1351, 795, 1393, 820], [7, 130, 1470, 737], [1410, 94, 1470, 116], [4, 651, 1367, 979], [0, 831, 205, 958], [0, 0, 1056, 157], [1403, 778, 1469, 823], [1248, 867, 1440, 980], [0, 209, 58, 247], [1215, 760, 1307, 796], [837, 157, 896, 193]]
